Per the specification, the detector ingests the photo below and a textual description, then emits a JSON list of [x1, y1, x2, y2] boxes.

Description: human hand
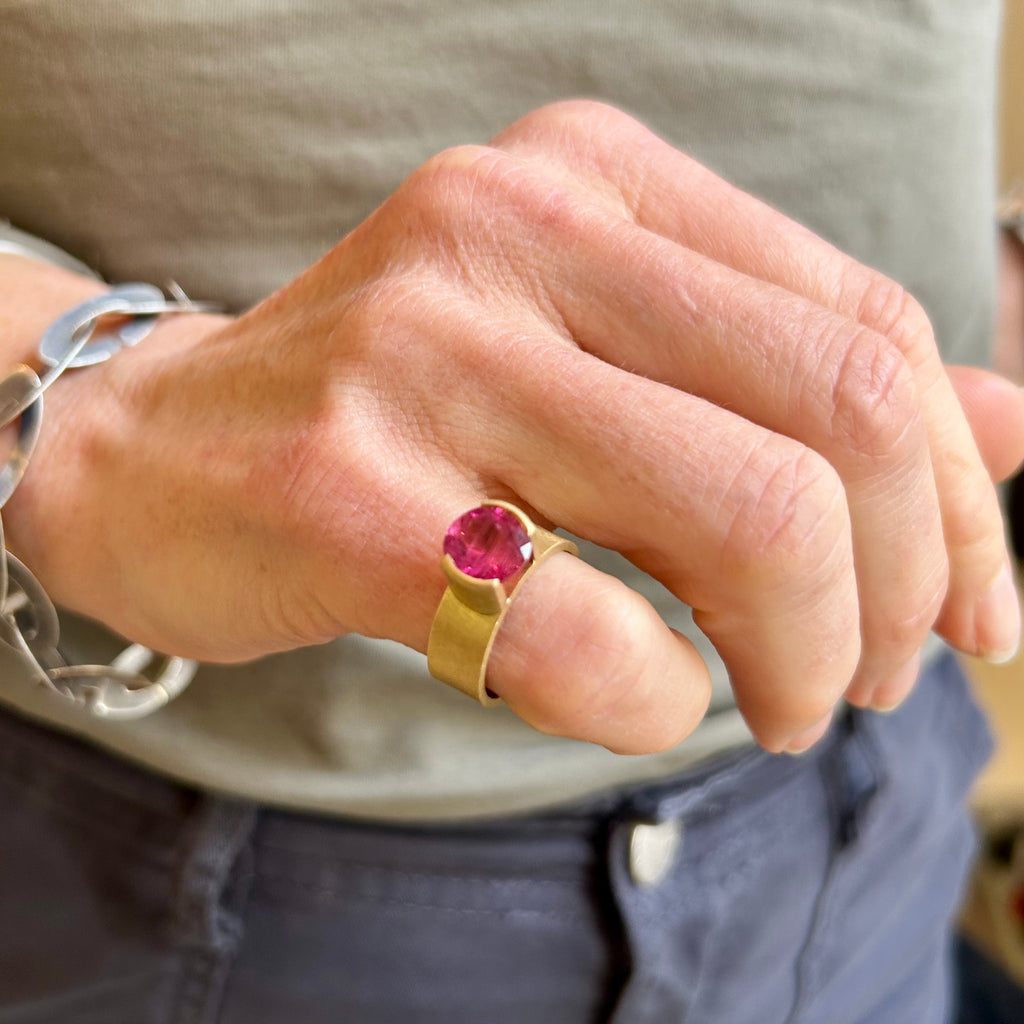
[[10, 101, 1024, 754]]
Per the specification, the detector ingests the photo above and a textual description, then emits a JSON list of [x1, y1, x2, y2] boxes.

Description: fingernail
[[975, 563, 1021, 663], [869, 650, 922, 713], [784, 712, 834, 755]]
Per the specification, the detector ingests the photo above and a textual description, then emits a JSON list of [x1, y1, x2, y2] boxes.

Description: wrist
[[0, 253, 231, 616], [0, 239, 232, 715], [0, 254, 109, 366]]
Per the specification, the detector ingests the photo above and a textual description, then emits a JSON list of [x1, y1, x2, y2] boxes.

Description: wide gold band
[[426, 500, 579, 705]]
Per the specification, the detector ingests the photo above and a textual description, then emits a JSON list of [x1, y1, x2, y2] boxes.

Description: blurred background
[[1000, 2, 1023, 187]]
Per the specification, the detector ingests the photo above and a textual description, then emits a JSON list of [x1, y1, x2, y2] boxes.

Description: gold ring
[[426, 500, 578, 704]]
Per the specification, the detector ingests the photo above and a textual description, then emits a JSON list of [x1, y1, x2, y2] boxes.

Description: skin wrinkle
[[931, 442, 1000, 556], [428, 141, 692, 358], [828, 330, 922, 464], [525, 200, 842, 442], [937, 479, 1007, 577], [354, 293, 484, 467], [415, 148, 581, 304], [491, 104, 639, 220], [722, 444, 848, 600], [557, 199, 713, 350], [854, 277, 938, 381], [873, 564, 950, 653], [482, 183, 615, 339], [791, 307, 860, 436]]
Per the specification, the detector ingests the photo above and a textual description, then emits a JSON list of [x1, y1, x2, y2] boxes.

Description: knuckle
[[398, 142, 596, 294], [829, 327, 922, 462], [854, 274, 937, 369], [397, 144, 512, 233], [722, 442, 849, 586], [495, 100, 661, 217], [566, 585, 656, 709], [541, 584, 696, 749], [877, 567, 949, 652], [508, 98, 639, 145], [791, 692, 837, 730], [934, 457, 998, 554], [740, 686, 836, 748]]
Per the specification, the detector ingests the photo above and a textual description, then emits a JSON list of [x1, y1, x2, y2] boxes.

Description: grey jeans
[[0, 650, 991, 1023]]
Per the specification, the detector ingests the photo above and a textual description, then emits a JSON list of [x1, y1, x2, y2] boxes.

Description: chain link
[[0, 283, 218, 718]]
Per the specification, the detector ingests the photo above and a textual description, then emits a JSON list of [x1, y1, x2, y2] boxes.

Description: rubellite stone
[[444, 505, 532, 581]]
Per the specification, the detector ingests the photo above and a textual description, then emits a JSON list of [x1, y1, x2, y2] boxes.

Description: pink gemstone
[[444, 506, 532, 581]]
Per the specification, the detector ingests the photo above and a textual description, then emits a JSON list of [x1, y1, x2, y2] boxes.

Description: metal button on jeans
[[627, 818, 683, 888]]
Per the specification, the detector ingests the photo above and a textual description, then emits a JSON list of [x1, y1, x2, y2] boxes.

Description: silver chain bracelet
[[0, 249, 219, 718]]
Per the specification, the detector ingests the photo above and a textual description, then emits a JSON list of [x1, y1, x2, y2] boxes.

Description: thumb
[[947, 365, 1024, 484]]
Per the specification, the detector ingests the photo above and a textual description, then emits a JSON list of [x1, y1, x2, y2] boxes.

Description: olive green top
[[0, 0, 998, 820]]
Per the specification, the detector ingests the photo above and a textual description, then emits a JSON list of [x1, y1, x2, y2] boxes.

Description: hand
[[10, 101, 1024, 754]]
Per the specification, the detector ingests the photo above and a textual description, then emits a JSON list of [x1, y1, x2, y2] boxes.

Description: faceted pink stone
[[444, 506, 532, 581]]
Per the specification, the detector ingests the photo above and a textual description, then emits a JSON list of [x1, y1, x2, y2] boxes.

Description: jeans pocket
[[788, 651, 990, 1024]]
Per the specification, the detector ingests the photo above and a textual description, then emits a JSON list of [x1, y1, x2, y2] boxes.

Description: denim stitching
[[253, 872, 588, 922], [254, 855, 582, 887]]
